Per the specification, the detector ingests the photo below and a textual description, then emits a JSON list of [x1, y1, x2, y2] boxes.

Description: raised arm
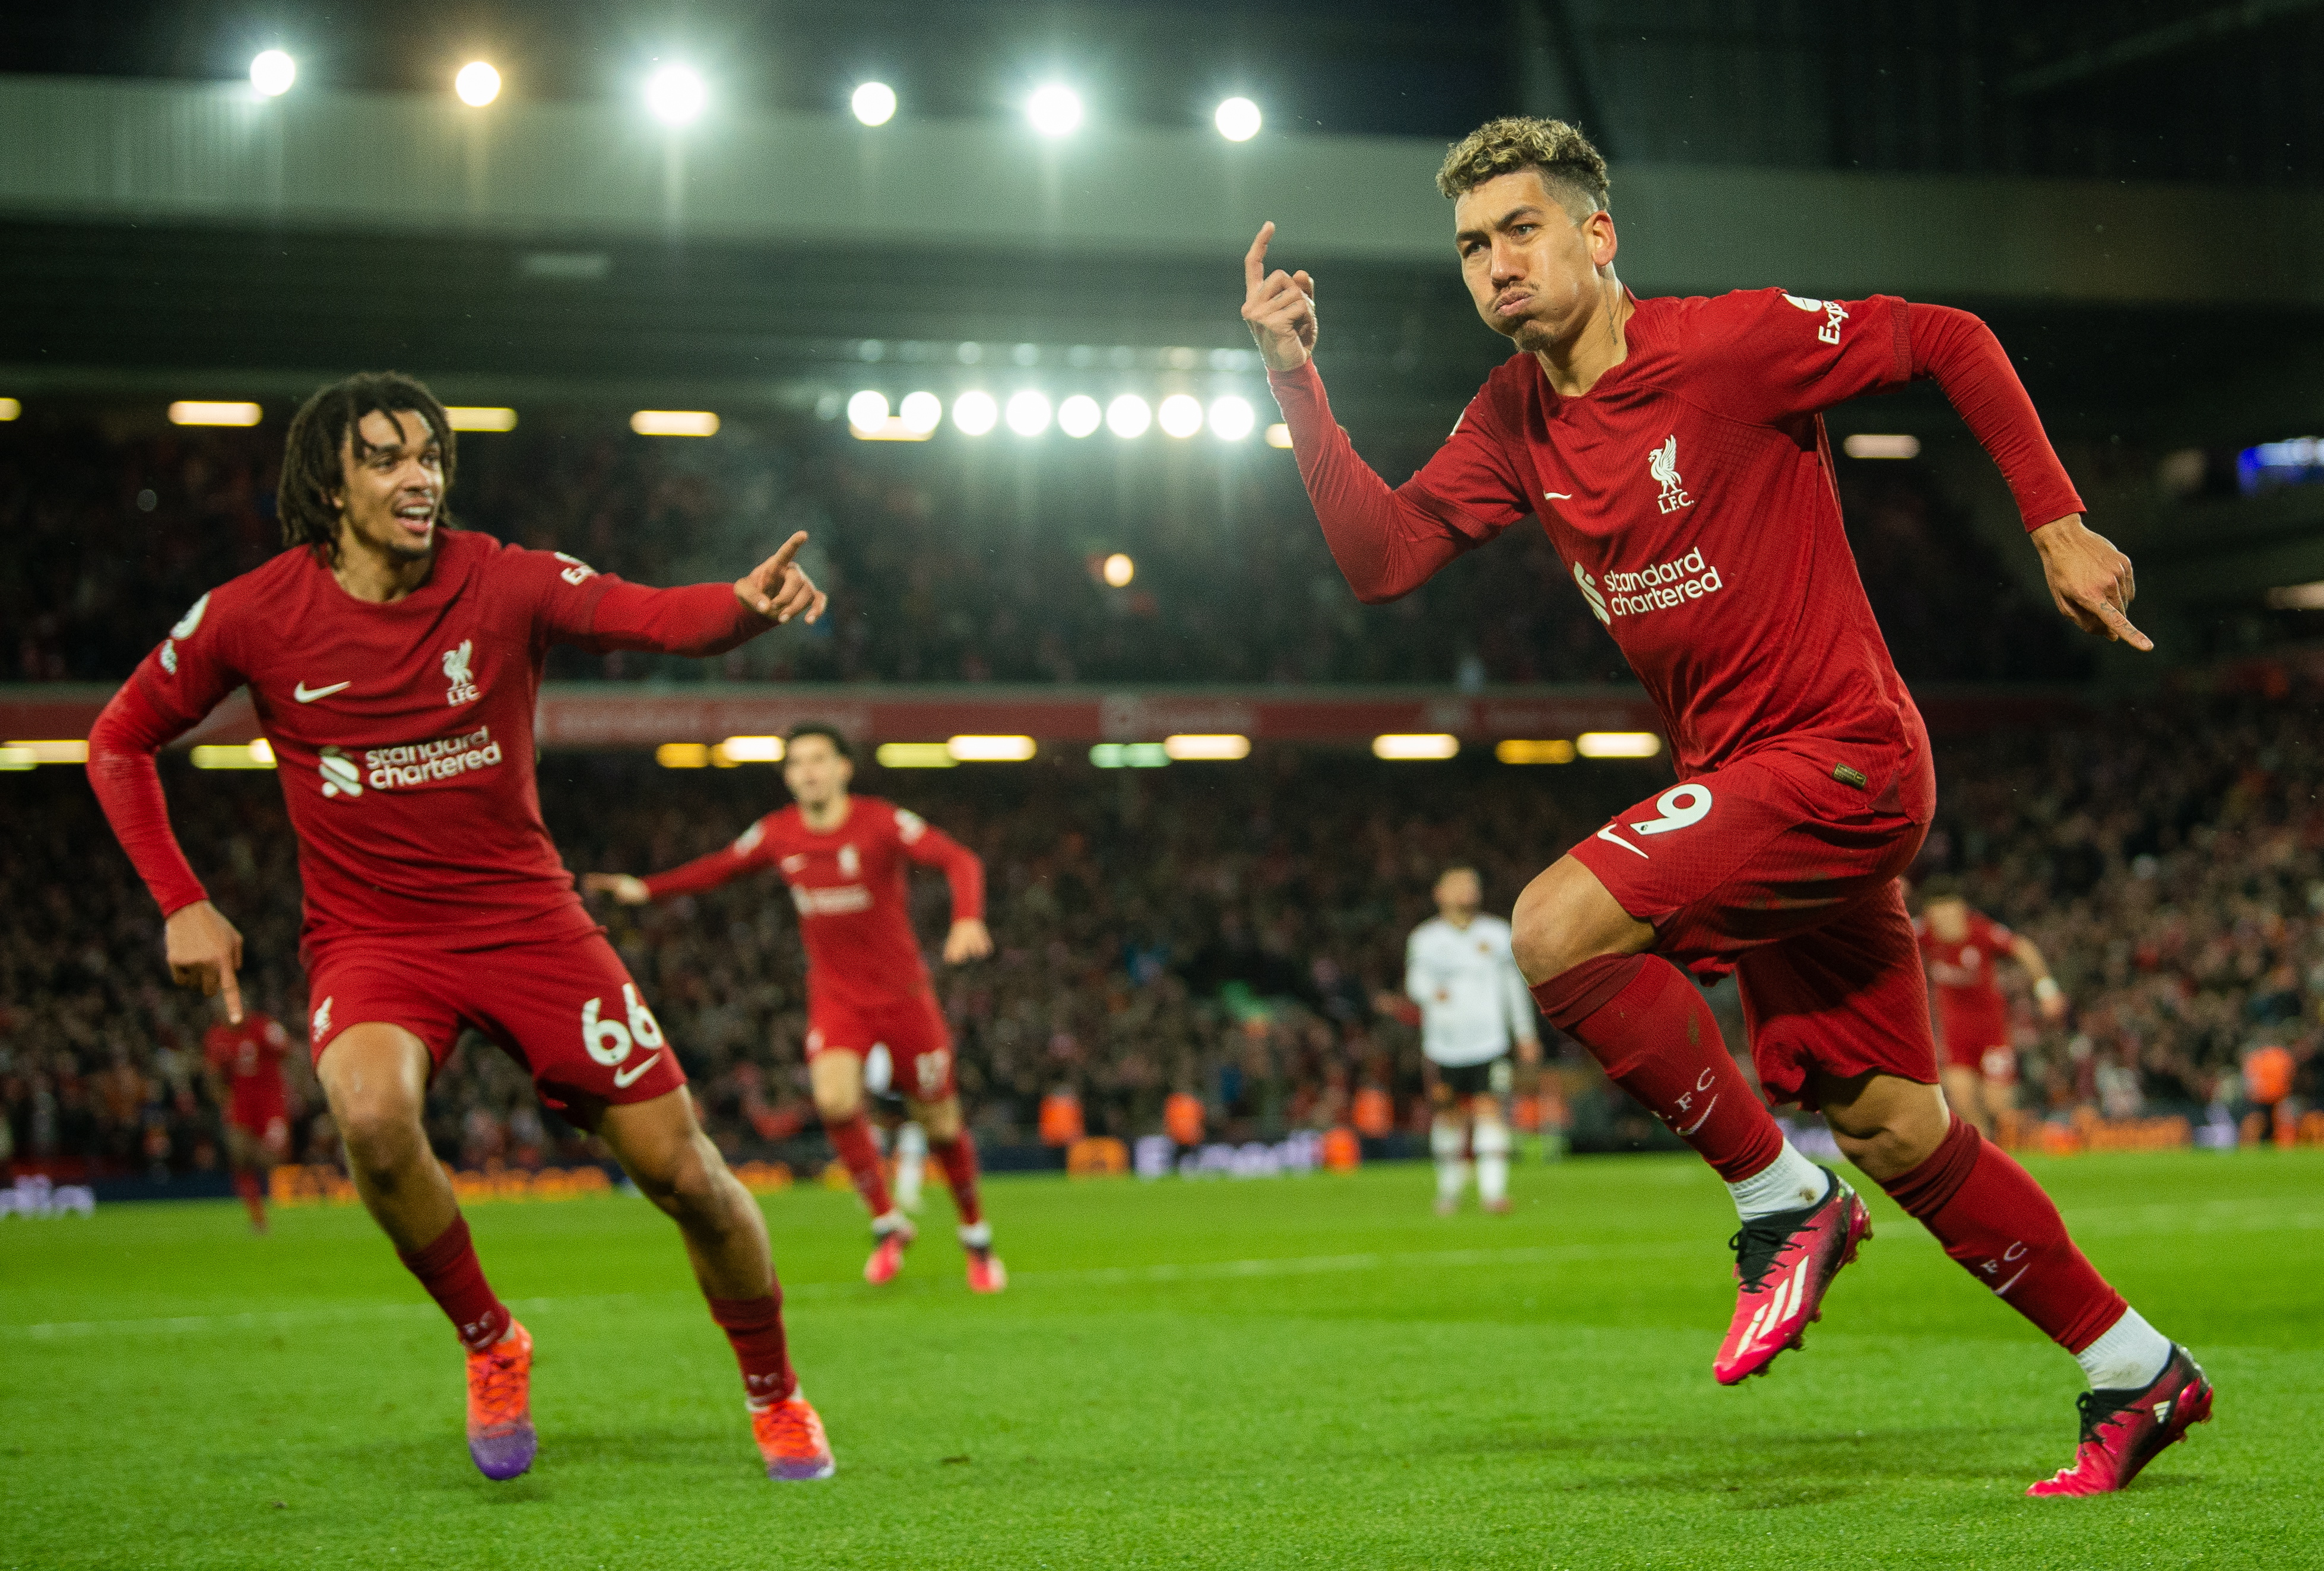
[[87, 681, 246, 1021], [1244, 224, 1530, 604], [1906, 304, 2148, 651], [546, 532, 827, 657], [896, 811, 991, 963]]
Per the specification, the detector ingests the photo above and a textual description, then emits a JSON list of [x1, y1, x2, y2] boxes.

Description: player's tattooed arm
[[2030, 515, 2151, 651], [735, 530, 828, 626], [1241, 223, 1317, 373], [165, 900, 246, 1024]]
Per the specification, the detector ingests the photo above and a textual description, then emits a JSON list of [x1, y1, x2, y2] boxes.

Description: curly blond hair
[[1435, 116, 1610, 213]]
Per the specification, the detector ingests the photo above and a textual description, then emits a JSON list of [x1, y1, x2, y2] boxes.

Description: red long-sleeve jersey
[[87, 528, 771, 950], [1916, 909, 2018, 1052], [640, 797, 983, 1014], [204, 1012, 290, 1125], [1270, 291, 2083, 796]]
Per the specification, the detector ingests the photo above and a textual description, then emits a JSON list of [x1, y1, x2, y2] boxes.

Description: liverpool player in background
[[87, 373, 838, 1484], [1914, 877, 2068, 1140], [587, 724, 1003, 1291], [1390, 865, 1539, 1214], [1241, 118, 2208, 1496], [202, 997, 292, 1232]]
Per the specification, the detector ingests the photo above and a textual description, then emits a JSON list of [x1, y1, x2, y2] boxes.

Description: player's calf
[[1472, 1113, 1513, 1214], [1429, 1113, 1469, 1215]]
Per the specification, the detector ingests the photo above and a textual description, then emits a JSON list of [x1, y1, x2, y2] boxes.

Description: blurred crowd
[[4, 411, 2087, 689], [5, 688, 2320, 1180]]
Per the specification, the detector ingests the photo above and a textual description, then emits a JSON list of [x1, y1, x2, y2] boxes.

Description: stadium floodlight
[[455, 62, 501, 107], [1026, 83, 1083, 137], [898, 391, 943, 434], [1158, 394, 1204, 439], [1089, 742, 1171, 769], [191, 739, 277, 770], [630, 410, 719, 436], [1004, 390, 1052, 437], [1264, 423, 1293, 448], [1372, 734, 1459, 761], [2264, 580, 2324, 610], [1575, 731, 1663, 758], [1105, 393, 1152, 439], [946, 735, 1038, 762], [1495, 738, 1577, 764], [1214, 96, 1261, 141], [1057, 394, 1102, 438], [645, 64, 707, 125], [851, 81, 897, 126], [1207, 395, 1255, 441], [655, 742, 711, 768], [0, 746, 33, 771], [1101, 553, 1134, 588], [169, 401, 262, 427], [876, 742, 957, 769], [846, 390, 890, 431], [5, 740, 89, 764], [249, 50, 296, 97], [445, 407, 518, 432], [952, 390, 998, 436], [1163, 733, 1250, 760], [1843, 433, 1920, 459], [718, 735, 785, 762], [0, 398, 18, 421]]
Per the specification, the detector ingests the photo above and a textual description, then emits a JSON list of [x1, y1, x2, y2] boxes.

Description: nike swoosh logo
[[612, 1052, 662, 1090], [294, 680, 351, 703], [1676, 1094, 1719, 1137], [1594, 824, 1649, 859], [1545, 491, 1572, 500]]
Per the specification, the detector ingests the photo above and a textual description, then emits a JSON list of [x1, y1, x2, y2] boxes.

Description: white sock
[[895, 1122, 927, 1209], [957, 1219, 992, 1251], [1473, 1121, 1512, 1205], [1431, 1117, 1467, 1200], [2075, 1307, 2172, 1391], [1724, 1140, 1828, 1220]]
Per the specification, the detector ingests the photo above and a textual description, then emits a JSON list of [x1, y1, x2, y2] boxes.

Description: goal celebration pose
[[1914, 877, 2068, 1140], [1242, 116, 2209, 1496], [588, 724, 1004, 1291], [1398, 865, 1540, 1214], [87, 373, 838, 1483]]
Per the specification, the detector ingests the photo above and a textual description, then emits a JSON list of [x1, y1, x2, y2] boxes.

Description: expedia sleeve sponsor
[[355, 726, 505, 791]]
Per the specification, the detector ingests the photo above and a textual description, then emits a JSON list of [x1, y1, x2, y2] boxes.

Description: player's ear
[[1586, 208, 1619, 271]]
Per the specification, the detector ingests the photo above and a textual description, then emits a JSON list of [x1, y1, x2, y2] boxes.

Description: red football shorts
[[1936, 1002, 2011, 1073], [228, 1094, 288, 1147], [303, 931, 687, 1115], [1568, 745, 1938, 1109], [804, 987, 955, 1102]]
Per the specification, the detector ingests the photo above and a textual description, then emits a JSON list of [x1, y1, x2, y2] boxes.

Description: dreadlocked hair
[[1435, 116, 1610, 214], [278, 372, 457, 564]]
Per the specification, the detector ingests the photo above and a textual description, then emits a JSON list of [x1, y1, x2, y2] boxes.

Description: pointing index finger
[[1244, 223, 1274, 289]]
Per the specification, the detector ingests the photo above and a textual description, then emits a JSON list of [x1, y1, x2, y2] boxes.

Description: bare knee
[[1510, 856, 1654, 985], [814, 1086, 864, 1123], [910, 1097, 962, 1142], [633, 1133, 732, 1222], [1819, 1074, 1950, 1183]]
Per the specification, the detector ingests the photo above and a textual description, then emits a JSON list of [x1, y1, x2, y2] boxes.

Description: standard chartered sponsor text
[[1602, 547, 1724, 617], [363, 726, 503, 789]]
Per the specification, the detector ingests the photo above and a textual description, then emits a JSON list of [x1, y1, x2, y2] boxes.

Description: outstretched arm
[[1907, 305, 2149, 651], [1244, 225, 1529, 604], [586, 826, 772, 905], [87, 681, 247, 1021], [552, 532, 829, 657], [2009, 934, 2068, 1022]]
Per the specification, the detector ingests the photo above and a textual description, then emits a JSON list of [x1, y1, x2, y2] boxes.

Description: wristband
[[2033, 976, 2062, 1005]]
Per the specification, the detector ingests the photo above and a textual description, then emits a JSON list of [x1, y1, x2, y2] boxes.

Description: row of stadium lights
[[244, 49, 1267, 142], [8, 399, 1288, 449], [845, 389, 1277, 445], [0, 734, 1664, 772]]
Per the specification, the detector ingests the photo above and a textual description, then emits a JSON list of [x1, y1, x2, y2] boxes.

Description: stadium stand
[[5, 691, 2319, 1180]]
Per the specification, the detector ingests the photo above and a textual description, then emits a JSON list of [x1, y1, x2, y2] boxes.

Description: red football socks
[[707, 1293, 797, 1408], [396, 1215, 510, 1353], [825, 1115, 895, 1216], [232, 1170, 267, 1229], [931, 1131, 984, 1227], [1532, 954, 1786, 1183], [1879, 1113, 2125, 1353]]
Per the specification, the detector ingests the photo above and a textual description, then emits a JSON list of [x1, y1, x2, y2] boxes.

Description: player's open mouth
[[394, 504, 435, 535]]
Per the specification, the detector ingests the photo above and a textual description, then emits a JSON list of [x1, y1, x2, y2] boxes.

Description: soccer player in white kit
[[1403, 867, 1540, 1214]]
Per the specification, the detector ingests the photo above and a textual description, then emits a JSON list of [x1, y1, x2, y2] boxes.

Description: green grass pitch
[[5, 1151, 2318, 1570]]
